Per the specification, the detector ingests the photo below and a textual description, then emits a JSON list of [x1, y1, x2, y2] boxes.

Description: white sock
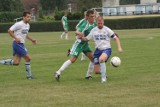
[[0, 59, 13, 65], [65, 33, 68, 39], [86, 61, 94, 77], [61, 32, 65, 38], [81, 53, 86, 60], [25, 62, 32, 77], [56, 60, 72, 75], [100, 62, 107, 79]]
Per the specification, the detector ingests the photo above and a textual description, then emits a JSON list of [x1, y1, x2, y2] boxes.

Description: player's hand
[[76, 32, 83, 39], [32, 39, 37, 44], [15, 38, 21, 43], [118, 47, 123, 53]]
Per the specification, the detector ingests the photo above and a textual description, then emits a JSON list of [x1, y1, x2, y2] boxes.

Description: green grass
[[0, 29, 160, 107]]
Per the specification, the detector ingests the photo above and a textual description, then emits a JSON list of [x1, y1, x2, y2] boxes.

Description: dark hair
[[23, 12, 31, 17], [86, 10, 94, 17]]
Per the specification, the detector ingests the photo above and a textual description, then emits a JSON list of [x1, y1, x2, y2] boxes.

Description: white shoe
[[0, 60, 5, 64], [54, 72, 60, 81], [101, 77, 107, 83]]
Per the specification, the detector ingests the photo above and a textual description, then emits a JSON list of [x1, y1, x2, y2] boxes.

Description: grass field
[[0, 28, 160, 107]]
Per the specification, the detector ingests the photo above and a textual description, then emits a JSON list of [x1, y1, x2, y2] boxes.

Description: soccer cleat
[[27, 76, 35, 80], [67, 49, 70, 57], [55, 73, 60, 81], [85, 76, 93, 80]]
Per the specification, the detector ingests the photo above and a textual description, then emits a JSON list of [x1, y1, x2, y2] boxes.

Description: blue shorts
[[12, 41, 28, 57], [94, 48, 112, 65]]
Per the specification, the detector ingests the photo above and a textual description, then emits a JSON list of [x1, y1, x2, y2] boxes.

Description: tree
[[76, 0, 101, 12], [55, 0, 67, 10], [40, 0, 56, 15], [0, 0, 23, 11], [22, 0, 39, 12]]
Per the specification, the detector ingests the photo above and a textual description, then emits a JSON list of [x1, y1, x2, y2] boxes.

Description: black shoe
[[27, 76, 35, 80], [85, 76, 93, 80], [67, 49, 70, 57], [55, 73, 60, 81]]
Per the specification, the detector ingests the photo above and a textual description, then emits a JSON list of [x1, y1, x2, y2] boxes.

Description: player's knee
[[94, 70, 100, 74], [70, 57, 77, 63], [70, 59, 75, 63], [99, 58, 105, 63], [13, 62, 20, 66], [26, 57, 31, 62]]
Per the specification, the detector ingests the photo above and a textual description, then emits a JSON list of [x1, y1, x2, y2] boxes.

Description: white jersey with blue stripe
[[9, 20, 30, 43], [86, 26, 115, 50]]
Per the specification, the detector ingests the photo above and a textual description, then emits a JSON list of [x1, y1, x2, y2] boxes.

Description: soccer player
[[60, 11, 69, 39], [0, 12, 37, 79], [54, 10, 97, 81], [78, 16, 123, 83], [75, 11, 87, 61]]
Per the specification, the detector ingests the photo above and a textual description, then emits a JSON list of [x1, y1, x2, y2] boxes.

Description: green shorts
[[70, 40, 92, 57], [64, 25, 69, 31]]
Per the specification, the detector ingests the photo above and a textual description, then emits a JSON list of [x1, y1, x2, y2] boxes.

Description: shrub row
[[105, 16, 160, 29], [0, 16, 160, 33], [0, 12, 22, 23]]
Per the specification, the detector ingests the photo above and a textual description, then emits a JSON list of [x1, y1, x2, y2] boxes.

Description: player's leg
[[60, 27, 65, 39], [56, 56, 77, 75], [85, 52, 94, 79], [0, 59, 14, 65], [55, 41, 81, 81], [65, 30, 68, 40], [60, 32, 65, 39], [0, 54, 21, 65], [99, 48, 112, 83], [23, 54, 34, 79], [0, 41, 21, 65], [99, 53, 108, 83]]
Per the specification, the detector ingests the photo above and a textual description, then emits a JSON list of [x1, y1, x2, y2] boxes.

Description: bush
[[0, 16, 160, 33], [0, 12, 22, 22]]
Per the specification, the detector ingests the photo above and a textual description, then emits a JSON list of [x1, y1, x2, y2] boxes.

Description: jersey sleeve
[[106, 27, 114, 37], [9, 22, 21, 31], [77, 20, 87, 32], [76, 19, 85, 28]]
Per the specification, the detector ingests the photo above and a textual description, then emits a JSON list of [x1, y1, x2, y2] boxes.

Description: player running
[[0, 12, 37, 79], [54, 10, 97, 81]]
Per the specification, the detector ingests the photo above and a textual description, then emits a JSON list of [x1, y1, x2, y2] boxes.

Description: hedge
[[0, 16, 160, 33]]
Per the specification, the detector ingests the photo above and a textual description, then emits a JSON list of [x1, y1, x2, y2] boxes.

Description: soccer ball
[[110, 56, 121, 67]]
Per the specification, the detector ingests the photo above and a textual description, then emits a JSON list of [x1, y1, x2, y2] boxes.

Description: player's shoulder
[[103, 26, 112, 30], [13, 20, 24, 27]]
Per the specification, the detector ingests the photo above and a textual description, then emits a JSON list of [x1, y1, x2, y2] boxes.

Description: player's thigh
[[69, 56, 77, 63], [85, 52, 94, 62], [83, 45, 93, 62], [99, 53, 108, 63], [99, 48, 112, 63]]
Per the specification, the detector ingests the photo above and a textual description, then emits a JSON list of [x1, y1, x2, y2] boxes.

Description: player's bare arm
[[8, 29, 20, 43], [26, 35, 37, 44], [114, 36, 123, 53]]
